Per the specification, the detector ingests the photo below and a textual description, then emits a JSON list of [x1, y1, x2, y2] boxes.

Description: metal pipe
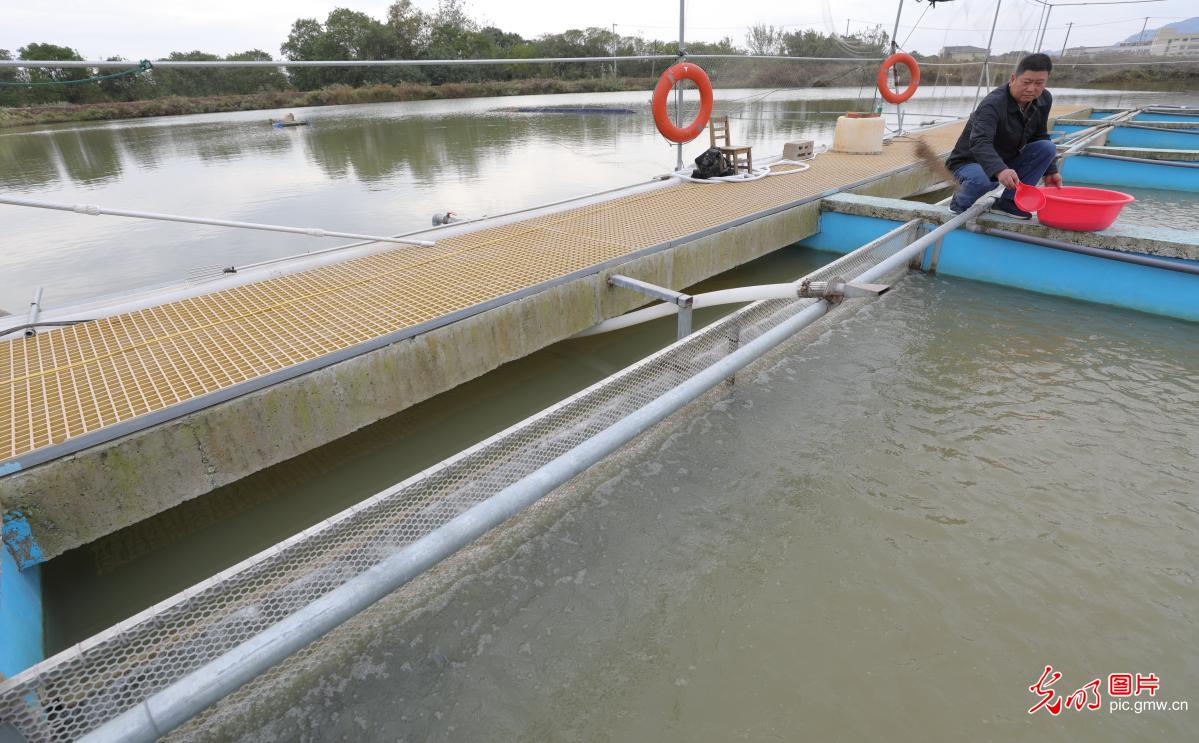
[[1079, 151, 1199, 168], [0, 55, 885, 69], [229, 177, 672, 274], [1060, 127, 1113, 156], [1060, 22, 1074, 57], [1120, 122, 1199, 135], [608, 275, 692, 307], [1036, 5, 1055, 53], [968, 225, 1199, 276], [0, 56, 673, 69], [856, 190, 1000, 284], [5, 56, 1191, 69], [24, 288, 44, 338], [78, 190, 1000, 743], [1032, 4, 1049, 56], [1144, 106, 1199, 114], [889, 0, 905, 129], [0, 195, 435, 247], [575, 219, 924, 338], [676, 0, 685, 172], [972, 0, 1004, 111]]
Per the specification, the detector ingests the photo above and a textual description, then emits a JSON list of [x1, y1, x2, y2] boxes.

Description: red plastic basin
[[1036, 186, 1135, 231]]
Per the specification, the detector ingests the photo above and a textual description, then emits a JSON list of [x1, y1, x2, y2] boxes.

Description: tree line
[[1, 0, 892, 107]]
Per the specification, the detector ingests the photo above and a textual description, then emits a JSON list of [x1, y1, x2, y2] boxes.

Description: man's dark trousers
[[949, 139, 1057, 212]]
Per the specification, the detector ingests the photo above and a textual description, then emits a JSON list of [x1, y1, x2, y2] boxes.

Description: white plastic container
[[832, 114, 884, 154]]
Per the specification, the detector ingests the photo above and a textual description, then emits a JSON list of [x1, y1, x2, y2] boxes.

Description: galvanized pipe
[[0, 56, 673, 69], [967, 225, 1199, 277], [78, 189, 999, 743], [5, 56, 1190, 69]]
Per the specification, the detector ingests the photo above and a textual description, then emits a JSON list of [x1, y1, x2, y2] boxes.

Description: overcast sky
[[4, 0, 1197, 61]]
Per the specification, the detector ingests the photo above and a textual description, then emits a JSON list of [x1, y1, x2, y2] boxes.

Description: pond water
[[3, 85, 1195, 313], [213, 271, 1199, 742]]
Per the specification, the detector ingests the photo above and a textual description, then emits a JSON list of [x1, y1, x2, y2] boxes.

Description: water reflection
[[0, 133, 60, 190], [2, 86, 1195, 313], [53, 129, 124, 186]]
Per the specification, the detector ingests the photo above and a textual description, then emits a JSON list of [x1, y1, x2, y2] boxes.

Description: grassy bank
[[0, 77, 656, 129], [3, 65, 1195, 130]]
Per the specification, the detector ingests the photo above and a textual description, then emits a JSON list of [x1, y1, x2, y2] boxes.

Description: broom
[[914, 138, 959, 193]]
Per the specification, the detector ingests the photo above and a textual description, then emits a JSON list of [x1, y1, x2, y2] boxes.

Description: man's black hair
[[1015, 53, 1052, 75]]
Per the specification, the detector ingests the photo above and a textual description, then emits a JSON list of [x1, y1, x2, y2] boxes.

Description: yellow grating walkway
[[1, 121, 980, 466]]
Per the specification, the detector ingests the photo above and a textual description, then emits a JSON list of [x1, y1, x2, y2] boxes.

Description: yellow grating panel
[[0, 114, 1078, 464]]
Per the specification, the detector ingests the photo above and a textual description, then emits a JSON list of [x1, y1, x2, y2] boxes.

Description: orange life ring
[[652, 62, 714, 143], [877, 53, 920, 104]]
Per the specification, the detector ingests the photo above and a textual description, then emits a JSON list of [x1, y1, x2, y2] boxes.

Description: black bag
[[691, 147, 734, 179]]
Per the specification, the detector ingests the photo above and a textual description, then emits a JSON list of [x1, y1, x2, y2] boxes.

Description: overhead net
[[0, 219, 922, 741]]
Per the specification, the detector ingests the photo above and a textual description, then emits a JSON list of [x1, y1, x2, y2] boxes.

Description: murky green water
[[3, 86, 1193, 314], [216, 273, 1198, 742]]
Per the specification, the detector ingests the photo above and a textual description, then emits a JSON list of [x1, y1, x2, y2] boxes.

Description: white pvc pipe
[[0, 195, 435, 247]]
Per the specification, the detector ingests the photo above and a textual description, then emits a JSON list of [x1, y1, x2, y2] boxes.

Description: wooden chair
[[709, 116, 753, 174]]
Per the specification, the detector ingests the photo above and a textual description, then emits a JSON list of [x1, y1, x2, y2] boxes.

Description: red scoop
[[1013, 182, 1047, 212]]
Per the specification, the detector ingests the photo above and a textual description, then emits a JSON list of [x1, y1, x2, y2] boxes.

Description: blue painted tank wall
[[1, 546, 42, 678], [1134, 112, 1199, 123], [1106, 127, 1199, 151], [1062, 155, 1199, 192], [801, 211, 1199, 322]]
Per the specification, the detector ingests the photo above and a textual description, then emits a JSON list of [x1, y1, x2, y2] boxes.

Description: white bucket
[[832, 115, 885, 154]]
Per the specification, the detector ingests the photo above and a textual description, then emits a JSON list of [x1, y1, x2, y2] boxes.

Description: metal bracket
[[927, 237, 945, 274], [797, 275, 890, 304], [609, 274, 694, 340]]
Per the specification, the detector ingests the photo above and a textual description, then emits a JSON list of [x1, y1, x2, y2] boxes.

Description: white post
[[612, 23, 618, 77]]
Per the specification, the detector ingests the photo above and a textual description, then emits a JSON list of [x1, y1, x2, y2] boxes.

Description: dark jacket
[[946, 85, 1057, 178]]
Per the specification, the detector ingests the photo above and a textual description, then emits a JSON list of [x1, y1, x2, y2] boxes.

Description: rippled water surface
[[205, 274, 1197, 742], [1117, 186, 1199, 232]]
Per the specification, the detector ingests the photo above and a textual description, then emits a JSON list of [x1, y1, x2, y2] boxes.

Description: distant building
[[1063, 43, 1140, 57], [1150, 28, 1199, 57], [939, 45, 987, 61]]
